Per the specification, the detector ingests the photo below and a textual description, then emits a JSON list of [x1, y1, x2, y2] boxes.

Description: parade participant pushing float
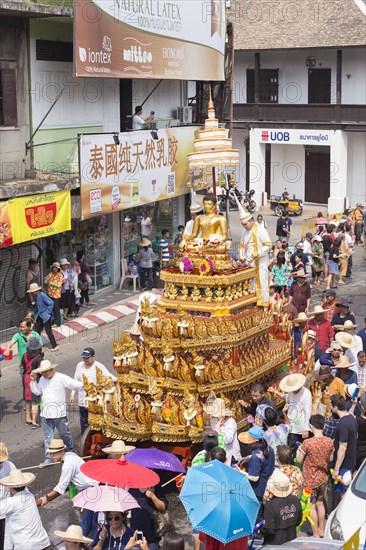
[[81, 95, 291, 463]]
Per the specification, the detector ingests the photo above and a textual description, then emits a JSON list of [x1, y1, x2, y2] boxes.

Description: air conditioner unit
[[177, 106, 193, 124]]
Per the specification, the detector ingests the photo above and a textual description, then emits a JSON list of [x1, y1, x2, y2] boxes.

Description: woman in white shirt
[[208, 398, 241, 465], [141, 209, 152, 237]]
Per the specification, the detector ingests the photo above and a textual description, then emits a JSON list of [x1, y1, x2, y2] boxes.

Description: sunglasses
[[108, 515, 123, 521]]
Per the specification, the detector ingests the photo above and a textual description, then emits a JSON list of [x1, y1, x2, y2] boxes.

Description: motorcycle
[[218, 187, 244, 212], [243, 189, 257, 214]]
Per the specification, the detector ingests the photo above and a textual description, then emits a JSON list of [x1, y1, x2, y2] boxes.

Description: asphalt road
[[1, 205, 364, 546]]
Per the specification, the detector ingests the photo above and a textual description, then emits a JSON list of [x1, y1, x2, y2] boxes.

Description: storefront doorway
[[305, 146, 330, 204]]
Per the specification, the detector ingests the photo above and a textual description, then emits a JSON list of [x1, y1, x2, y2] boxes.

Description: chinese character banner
[[8, 191, 71, 245], [79, 127, 197, 219], [74, 0, 225, 81]]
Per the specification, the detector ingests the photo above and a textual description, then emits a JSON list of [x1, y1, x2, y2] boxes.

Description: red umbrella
[[80, 458, 160, 488]]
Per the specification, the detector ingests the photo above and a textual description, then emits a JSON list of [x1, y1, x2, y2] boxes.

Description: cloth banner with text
[[8, 191, 71, 245], [79, 127, 196, 219], [74, 0, 225, 81]]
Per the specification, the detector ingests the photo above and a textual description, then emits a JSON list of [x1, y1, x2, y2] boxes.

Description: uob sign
[[261, 130, 290, 142]]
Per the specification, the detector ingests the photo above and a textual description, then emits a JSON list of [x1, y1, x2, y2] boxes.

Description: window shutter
[[1, 69, 17, 126]]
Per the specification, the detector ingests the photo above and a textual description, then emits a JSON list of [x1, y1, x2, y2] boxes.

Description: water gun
[[330, 469, 344, 485], [296, 487, 314, 531]]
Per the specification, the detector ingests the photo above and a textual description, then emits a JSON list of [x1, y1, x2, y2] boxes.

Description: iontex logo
[[79, 35, 112, 64]]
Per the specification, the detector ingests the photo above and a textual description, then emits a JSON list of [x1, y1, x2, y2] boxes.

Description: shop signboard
[[79, 127, 197, 219], [74, 0, 225, 80], [0, 202, 12, 248], [5, 191, 71, 246]]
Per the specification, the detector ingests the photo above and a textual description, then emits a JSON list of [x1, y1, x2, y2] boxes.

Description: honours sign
[[79, 127, 196, 219], [74, 0, 225, 80]]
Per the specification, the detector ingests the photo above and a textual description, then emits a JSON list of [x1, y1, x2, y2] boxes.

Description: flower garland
[[198, 257, 215, 275], [179, 255, 193, 273]]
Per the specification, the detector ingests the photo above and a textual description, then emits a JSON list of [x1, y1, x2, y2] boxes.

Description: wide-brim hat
[[51, 262, 61, 270], [334, 320, 358, 331], [313, 235, 323, 241], [204, 398, 233, 418], [335, 332, 357, 349], [46, 439, 66, 454], [102, 440, 136, 455], [238, 426, 264, 444], [293, 268, 308, 279], [60, 258, 70, 266], [267, 470, 292, 498], [54, 525, 93, 545], [279, 373, 306, 393], [33, 359, 58, 374], [335, 356, 356, 369], [345, 383, 359, 398], [27, 282, 42, 293], [0, 443, 9, 462], [325, 340, 342, 353], [292, 312, 313, 325], [26, 336, 42, 351], [307, 328, 317, 340], [309, 305, 329, 316], [315, 366, 334, 383], [139, 237, 152, 247], [0, 469, 35, 488]]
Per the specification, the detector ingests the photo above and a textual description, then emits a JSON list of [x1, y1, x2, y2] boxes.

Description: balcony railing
[[233, 104, 366, 124]]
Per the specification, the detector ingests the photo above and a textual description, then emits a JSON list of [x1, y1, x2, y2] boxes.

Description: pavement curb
[[0, 290, 163, 358]]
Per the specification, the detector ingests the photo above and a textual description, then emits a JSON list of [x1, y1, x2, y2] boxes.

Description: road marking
[[110, 305, 137, 315], [90, 311, 118, 323]]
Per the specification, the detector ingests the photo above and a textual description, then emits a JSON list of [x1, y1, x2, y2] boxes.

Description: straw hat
[[60, 258, 70, 266], [26, 336, 42, 351], [204, 398, 233, 418], [310, 305, 329, 316], [190, 190, 203, 213], [279, 373, 306, 393], [334, 320, 358, 331], [139, 237, 152, 247], [293, 268, 308, 279], [315, 366, 334, 383], [33, 359, 58, 374], [46, 439, 66, 454], [102, 440, 136, 455], [335, 331, 357, 349], [51, 262, 61, 270], [345, 383, 359, 398], [308, 328, 317, 340], [26, 282, 42, 293], [326, 340, 342, 353], [336, 356, 356, 369], [238, 426, 264, 444], [266, 470, 292, 498], [292, 312, 312, 325], [313, 235, 322, 242], [54, 525, 93, 545], [0, 469, 35, 488], [0, 443, 9, 462]]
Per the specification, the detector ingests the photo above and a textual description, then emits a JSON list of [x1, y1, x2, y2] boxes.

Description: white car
[[325, 459, 366, 547]]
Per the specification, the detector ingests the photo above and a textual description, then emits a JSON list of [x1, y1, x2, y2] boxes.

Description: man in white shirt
[[0, 469, 51, 550], [70, 347, 117, 434], [303, 232, 313, 274], [37, 439, 98, 536], [132, 105, 154, 130], [272, 373, 312, 453], [30, 359, 83, 468]]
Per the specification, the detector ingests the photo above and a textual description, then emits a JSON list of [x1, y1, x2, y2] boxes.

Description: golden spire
[[208, 86, 215, 119]]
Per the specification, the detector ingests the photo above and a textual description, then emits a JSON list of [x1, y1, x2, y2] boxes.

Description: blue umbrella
[[126, 448, 186, 473], [179, 460, 259, 544]]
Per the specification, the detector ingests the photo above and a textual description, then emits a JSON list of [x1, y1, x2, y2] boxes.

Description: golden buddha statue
[[184, 193, 229, 242]]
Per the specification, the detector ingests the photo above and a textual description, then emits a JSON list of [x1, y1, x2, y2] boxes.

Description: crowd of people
[[1, 200, 365, 549]]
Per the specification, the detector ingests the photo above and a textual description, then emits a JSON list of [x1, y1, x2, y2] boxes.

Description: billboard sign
[[79, 127, 197, 219], [74, 0, 225, 80]]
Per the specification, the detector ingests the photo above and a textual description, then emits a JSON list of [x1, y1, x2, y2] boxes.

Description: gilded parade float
[[82, 98, 291, 458]]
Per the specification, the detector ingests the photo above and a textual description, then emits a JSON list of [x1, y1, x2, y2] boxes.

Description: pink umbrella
[[73, 485, 140, 512]]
